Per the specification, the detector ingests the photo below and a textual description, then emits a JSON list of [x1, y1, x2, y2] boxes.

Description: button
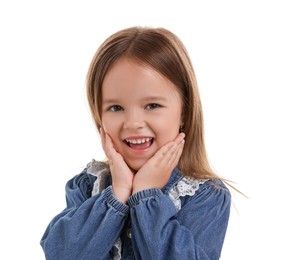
[[127, 228, 132, 238]]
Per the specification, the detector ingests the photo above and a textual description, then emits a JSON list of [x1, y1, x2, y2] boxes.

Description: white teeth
[[126, 138, 152, 144]]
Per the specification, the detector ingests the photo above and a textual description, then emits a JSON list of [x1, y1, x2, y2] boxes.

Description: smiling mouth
[[124, 138, 153, 150]]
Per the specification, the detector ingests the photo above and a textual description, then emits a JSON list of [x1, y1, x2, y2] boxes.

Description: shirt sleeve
[[40, 170, 129, 260], [128, 180, 231, 260]]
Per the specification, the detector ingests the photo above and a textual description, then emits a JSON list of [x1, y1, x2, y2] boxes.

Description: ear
[[179, 111, 185, 132], [179, 122, 184, 133]]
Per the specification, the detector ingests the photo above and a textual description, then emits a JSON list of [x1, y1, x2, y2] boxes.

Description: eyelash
[[107, 103, 162, 112], [108, 105, 123, 112], [145, 103, 161, 110]]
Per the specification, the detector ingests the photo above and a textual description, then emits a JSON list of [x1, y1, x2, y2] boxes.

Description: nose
[[123, 109, 145, 129]]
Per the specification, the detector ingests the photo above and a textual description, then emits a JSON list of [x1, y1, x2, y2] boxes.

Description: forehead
[[102, 58, 181, 102]]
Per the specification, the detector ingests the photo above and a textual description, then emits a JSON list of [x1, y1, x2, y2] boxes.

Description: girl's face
[[101, 58, 182, 171]]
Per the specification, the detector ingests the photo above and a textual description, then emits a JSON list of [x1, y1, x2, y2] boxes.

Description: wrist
[[132, 186, 144, 195], [112, 186, 132, 204]]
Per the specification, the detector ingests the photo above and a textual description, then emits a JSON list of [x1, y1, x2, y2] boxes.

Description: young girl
[[40, 27, 231, 260]]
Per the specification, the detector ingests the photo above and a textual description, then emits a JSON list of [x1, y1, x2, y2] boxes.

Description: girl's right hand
[[100, 128, 134, 204]]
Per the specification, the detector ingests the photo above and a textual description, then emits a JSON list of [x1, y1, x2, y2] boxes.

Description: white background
[[0, 1, 280, 259]]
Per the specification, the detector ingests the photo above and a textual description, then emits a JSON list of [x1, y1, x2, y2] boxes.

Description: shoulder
[[197, 179, 231, 200], [185, 178, 231, 217], [183, 178, 231, 205]]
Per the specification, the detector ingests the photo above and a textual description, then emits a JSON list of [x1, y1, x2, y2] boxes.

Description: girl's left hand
[[132, 133, 185, 194]]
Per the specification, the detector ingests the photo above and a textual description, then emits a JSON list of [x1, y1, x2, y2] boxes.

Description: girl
[[40, 27, 231, 260]]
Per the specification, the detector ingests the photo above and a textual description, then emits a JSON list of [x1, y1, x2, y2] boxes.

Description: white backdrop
[[0, 1, 280, 259]]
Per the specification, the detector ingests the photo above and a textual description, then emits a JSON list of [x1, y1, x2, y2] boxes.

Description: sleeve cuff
[[128, 188, 163, 206], [103, 186, 129, 215]]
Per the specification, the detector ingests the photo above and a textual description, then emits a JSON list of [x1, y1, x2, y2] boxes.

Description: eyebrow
[[103, 96, 168, 104], [102, 98, 120, 105], [141, 96, 168, 102]]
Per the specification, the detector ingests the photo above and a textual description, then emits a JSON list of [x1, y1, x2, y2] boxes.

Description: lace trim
[[87, 160, 206, 259], [87, 159, 111, 196], [168, 177, 206, 212], [112, 238, 122, 260]]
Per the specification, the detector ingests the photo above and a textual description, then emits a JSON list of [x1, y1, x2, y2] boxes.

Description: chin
[[126, 160, 146, 173]]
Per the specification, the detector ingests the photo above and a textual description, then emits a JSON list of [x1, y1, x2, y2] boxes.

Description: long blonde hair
[[87, 26, 219, 180]]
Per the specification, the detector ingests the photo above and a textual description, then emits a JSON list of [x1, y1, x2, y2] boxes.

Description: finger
[[100, 128, 116, 159], [149, 134, 185, 166], [167, 139, 185, 166], [156, 142, 176, 159], [166, 141, 182, 165], [157, 138, 184, 168], [100, 128, 112, 156], [150, 143, 177, 168], [104, 133, 116, 158], [173, 132, 185, 144], [100, 127, 106, 151]]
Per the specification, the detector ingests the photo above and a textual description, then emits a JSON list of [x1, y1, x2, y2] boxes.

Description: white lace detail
[[87, 160, 111, 196], [168, 177, 206, 212], [112, 238, 122, 260]]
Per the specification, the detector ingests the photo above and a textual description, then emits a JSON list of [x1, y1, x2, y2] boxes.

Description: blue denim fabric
[[40, 164, 231, 260]]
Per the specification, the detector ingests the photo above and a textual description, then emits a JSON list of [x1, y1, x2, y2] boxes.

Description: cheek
[[101, 116, 121, 138], [163, 108, 182, 130], [154, 117, 181, 143], [101, 116, 113, 133]]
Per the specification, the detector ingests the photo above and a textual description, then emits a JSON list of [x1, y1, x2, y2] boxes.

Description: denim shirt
[[40, 160, 231, 260]]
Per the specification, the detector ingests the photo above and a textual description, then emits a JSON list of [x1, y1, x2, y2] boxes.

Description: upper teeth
[[126, 138, 152, 144]]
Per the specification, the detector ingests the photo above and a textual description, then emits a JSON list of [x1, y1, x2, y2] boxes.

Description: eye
[[108, 105, 123, 112], [145, 103, 161, 110]]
